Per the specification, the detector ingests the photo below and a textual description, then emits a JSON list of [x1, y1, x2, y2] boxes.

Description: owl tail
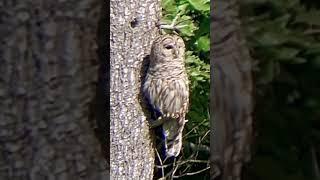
[[162, 118, 185, 158]]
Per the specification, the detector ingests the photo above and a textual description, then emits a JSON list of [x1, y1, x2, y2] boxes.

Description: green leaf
[[187, 0, 210, 12], [197, 16, 210, 35], [285, 34, 312, 49], [255, 31, 289, 47], [162, 0, 177, 14], [177, 3, 189, 12], [304, 98, 318, 108], [311, 56, 320, 68], [273, 14, 291, 29], [190, 71, 200, 77], [178, 15, 198, 37], [195, 76, 204, 81], [195, 35, 210, 52], [288, 57, 307, 64], [274, 47, 300, 60], [304, 44, 320, 56], [257, 60, 275, 84], [294, 10, 320, 26]]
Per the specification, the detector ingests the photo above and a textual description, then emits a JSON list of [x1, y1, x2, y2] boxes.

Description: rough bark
[[211, 0, 254, 180], [0, 0, 106, 179], [110, 0, 160, 179]]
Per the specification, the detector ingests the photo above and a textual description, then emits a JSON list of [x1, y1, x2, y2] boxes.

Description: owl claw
[[149, 116, 166, 128], [149, 113, 184, 128]]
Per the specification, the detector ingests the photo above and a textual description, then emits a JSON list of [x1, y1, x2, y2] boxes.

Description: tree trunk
[[110, 0, 160, 179], [0, 0, 107, 179], [211, 0, 254, 179]]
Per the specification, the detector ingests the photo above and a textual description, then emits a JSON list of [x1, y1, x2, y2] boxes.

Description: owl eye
[[164, 44, 174, 49]]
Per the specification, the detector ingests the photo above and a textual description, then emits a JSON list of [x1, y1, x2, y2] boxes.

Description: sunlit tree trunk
[[110, 0, 161, 179]]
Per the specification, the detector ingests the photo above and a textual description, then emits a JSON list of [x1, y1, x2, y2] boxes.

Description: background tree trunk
[[211, 0, 254, 179], [110, 0, 160, 179], [0, 0, 107, 179]]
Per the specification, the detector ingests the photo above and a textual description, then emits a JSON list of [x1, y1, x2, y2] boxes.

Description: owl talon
[[149, 113, 182, 128], [149, 117, 165, 128], [173, 113, 179, 118]]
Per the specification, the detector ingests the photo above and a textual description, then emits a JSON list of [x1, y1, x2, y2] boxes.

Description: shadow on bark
[[90, 0, 109, 169]]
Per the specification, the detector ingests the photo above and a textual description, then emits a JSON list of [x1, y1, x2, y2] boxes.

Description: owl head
[[151, 34, 185, 63]]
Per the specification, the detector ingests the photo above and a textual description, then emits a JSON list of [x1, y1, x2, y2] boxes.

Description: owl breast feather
[[143, 75, 188, 116]]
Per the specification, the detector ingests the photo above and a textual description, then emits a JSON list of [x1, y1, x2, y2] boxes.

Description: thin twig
[[183, 118, 208, 138], [311, 144, 320, 179], [158, 159, 208, 168], [159, 24, 188, 31], [174, 159, 209, 175], [155, 164, 173, 169], [172, 166, 210, 178], [156, 158, 208, 169], [304, 29, 320, 35], [171, 157, 178, 180], [159, 10, 188, 33], [200, 130, 210, 142], [155, 148, 165, 178], [178, 159, 209, 165]]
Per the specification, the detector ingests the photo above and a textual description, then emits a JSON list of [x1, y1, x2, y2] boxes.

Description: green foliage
[[161, 0, 210, 178], [241, 0, 320, 179]]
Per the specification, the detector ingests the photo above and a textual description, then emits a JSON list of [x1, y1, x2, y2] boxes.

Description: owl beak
[[165, 42, 179, 58], [174, 46, 180, 58], [174, 50, 179, 58]]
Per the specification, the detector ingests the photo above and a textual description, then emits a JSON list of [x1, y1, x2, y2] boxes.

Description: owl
[[143, 34, 189, 158]]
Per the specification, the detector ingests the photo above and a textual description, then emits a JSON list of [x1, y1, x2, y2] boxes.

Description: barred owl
[[143, 34, 189, 158]]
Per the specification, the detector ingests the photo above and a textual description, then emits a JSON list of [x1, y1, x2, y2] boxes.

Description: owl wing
[[143, 76, 189, 157], [144, 77, 188, 120]]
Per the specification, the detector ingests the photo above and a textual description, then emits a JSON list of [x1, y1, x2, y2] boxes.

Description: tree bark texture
[[211, 0, 254, 180], [110, 0, 160, 179], [0, 0, 106, 179]]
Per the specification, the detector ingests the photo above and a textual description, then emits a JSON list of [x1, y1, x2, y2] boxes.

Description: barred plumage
[[143, 34, 189, 158]]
